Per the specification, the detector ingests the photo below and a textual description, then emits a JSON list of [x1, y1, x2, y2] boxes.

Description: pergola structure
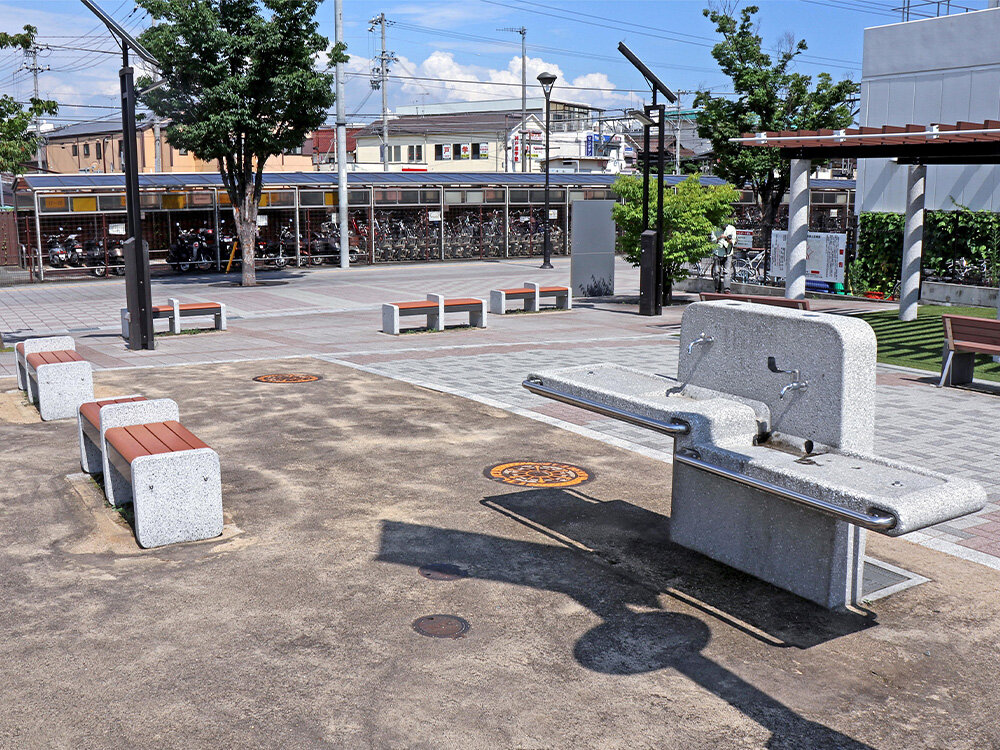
[[733, 121, 1000, 320]]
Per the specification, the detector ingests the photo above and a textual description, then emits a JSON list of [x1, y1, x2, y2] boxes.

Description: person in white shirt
[[711, 223, 737, 293]]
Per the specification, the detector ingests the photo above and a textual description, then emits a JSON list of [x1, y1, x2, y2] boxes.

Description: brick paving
[[3, 258, 999, 570]]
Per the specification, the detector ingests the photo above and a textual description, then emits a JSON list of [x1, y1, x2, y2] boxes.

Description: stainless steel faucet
[[687, 332, 714, 355], [767, 356, 809, 399]]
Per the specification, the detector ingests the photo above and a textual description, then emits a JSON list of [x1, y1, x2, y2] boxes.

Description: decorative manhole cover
[[412, 614, 471, 639], [418, 563, 468, 581], [252, 373, 322, 383], [485, 461, 592, 488]]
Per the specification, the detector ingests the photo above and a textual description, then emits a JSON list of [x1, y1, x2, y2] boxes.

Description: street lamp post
[[537, 71, 556, 269]]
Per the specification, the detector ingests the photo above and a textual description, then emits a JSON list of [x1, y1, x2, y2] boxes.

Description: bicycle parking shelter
[[12, 172, 713, 278]]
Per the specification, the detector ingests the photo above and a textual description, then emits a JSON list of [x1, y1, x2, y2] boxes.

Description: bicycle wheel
[[732, 259, 751, 284]]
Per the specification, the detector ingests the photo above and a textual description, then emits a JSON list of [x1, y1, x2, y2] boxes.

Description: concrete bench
[[490, 282, 572, 315], [939, 314, 1000, 387], [99, 398, 223, 549], [21, 338, 94, 421], [78, 396, 148, 475], [382, 294, 487, 335], [699, 292, 810, 310], [121, 298, 226, 338]]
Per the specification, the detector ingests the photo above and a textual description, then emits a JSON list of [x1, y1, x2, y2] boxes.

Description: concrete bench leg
[[120, 308, 130, 340], [471, 300, 487, 329], [490, 290, 507, 315], [169, 298, 182, 335], [132, 448, 223, 548], [33, 361, 94, 421], [382, 304, 400, 335], [79, 420, 103, 475], [940, 345, 975, 387], [16, 349, 25, 391], [427, 294, 445, 332], [215, 304, 227, 331], [100, 399, 181, 507], [557, 290, 572, 310], [524, 282, 540, 312]]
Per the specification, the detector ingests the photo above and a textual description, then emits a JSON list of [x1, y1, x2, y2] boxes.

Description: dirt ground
[[0, 357, 998, 749]]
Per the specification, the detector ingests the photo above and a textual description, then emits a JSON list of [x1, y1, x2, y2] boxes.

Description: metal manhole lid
[[485, 460, 592, 488], [412, 614, 470, 639], [252, 373, 322, 383], [418, 563, 468, 581]]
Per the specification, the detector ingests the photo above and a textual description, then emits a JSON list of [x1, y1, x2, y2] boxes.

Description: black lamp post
[[536, 70, 556, 269]]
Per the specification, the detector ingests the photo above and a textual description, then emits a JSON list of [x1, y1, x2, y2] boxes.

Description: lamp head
[[536, 71, 557, 97]]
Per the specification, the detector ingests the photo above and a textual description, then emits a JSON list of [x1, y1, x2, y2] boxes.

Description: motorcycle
[[63, 229, 86, 267], [167, 223, 215, 273], [84, 237, 126, 277], [46, 231, 69, 268], [307, 221, 360, 265], [260, 224, 293, 269]]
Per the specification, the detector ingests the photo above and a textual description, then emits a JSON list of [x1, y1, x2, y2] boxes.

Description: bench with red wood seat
[[77, 396, 148, 474], [98, 398, 223, 549], [121, 297, 226, 338], [18, 336, 94, 421], [939, 314, 1000, 387], [382, 293, 487, 334], [699, 292, 811, 310], [490, 281, 572, 315]]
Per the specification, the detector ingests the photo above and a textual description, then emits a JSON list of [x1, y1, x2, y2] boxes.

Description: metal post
[[293, 187, 301, 267], [675, 98, 681, 175], [336, 0, 350, 268], [33, 189, 43, 281], [120, 43, 154, 349], [900, 164, 926, 321], [153, 119, 162, 172], [541, 95, 553, 268], [656, 103, 665, 304], [786, 157, 810, 300], [213, 188, 221, 271]]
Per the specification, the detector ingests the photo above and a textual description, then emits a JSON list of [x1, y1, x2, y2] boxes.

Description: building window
[[388, 145, 401, 162], [83, 143, 90, 158], [453, 143, 463, 160], [434, 144, 452, 160], [71, 144, 78, 157], [407, 144, 423, 163], [178, 148, 188, 156], [95, 142, 102, 160]]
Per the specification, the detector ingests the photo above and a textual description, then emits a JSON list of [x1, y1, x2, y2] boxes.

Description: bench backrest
[[699, 292, 810, 310], [942, 314, 1000, 348]]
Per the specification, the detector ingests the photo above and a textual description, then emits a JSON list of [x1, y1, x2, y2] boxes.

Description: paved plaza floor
[[4, 260, 1000, 746], [3, 258, 999, 571]]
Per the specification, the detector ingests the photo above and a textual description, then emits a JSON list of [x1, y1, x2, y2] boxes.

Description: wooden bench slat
[[177, 303, 222, 311], [538, 286, 569, 293], [80, 396, 147, 428], [393, 301, 438, 310], [14, 342, 23, 354], [107, 421, 209, 463], [443, 298, 484, 307], [954, 340, 1000, 355], [26, 350, 84, 368], [499, 288, 534, 295]]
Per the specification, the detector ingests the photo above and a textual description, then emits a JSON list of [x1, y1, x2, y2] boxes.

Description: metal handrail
[[522, 378, 691, 436], [673, 451, 897, 532], [522, 377, 897, 532]]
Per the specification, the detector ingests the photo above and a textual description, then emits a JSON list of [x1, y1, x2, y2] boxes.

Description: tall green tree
[[0, 25, 58, 177], [137, 0, 345, 285], [694, 5, 856, 251], [613, 174, 739, 304]]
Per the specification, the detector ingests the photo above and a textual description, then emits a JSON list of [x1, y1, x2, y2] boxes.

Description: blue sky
[[0, 0, 973, 127]]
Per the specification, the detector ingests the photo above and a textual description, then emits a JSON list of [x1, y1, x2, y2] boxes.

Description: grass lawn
[[858, 304, 1000, 382]]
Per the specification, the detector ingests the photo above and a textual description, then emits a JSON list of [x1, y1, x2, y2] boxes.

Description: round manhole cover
[[485, 461, 592, 488], [418, 563, 468, 581], [252, 373, 322, 384], [412, 615, 471, 639]]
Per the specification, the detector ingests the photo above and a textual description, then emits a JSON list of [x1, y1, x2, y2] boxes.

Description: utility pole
[[335, 0, 350, 268], [369, 13, 395, 172], [20, 45, 50, 170], [498, 27, 527, 173]]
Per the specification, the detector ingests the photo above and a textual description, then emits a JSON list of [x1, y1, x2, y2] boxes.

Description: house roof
[[312, 127, 363, 155], [46, 120, 125, 139], [355, 112, 537, 139]]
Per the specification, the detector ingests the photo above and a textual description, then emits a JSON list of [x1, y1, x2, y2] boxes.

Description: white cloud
[[392, 51, 631, 110]]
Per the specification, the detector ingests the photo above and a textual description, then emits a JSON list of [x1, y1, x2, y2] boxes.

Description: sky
[[0, 0, 986, 130]]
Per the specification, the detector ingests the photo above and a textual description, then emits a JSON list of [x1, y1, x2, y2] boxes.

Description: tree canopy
[[694, 5, 856, 247], [137, 0, 346, 285], [613, 174, 739, 302], [0, 25, 58, 176]]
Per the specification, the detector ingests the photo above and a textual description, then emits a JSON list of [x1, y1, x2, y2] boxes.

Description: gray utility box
[[570, 199, 616, 297]]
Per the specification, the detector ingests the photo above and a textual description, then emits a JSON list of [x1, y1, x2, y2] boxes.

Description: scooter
[[84, 237, 126, 277], [167, 223, 215, 273], [46, 231, 69, 268], [63, 229, 86, 267], [260, 224, 293, 269]]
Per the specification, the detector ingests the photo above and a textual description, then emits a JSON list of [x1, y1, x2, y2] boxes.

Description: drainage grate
[[485, 460, 592, 488], [252, 373, 322, 384], [418, 563, 468, 581], [412, 614, 470, 639], [861, 557, 929, 603]]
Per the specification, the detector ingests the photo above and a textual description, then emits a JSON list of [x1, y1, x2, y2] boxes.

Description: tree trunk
[[233, 185, 258, 286]]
